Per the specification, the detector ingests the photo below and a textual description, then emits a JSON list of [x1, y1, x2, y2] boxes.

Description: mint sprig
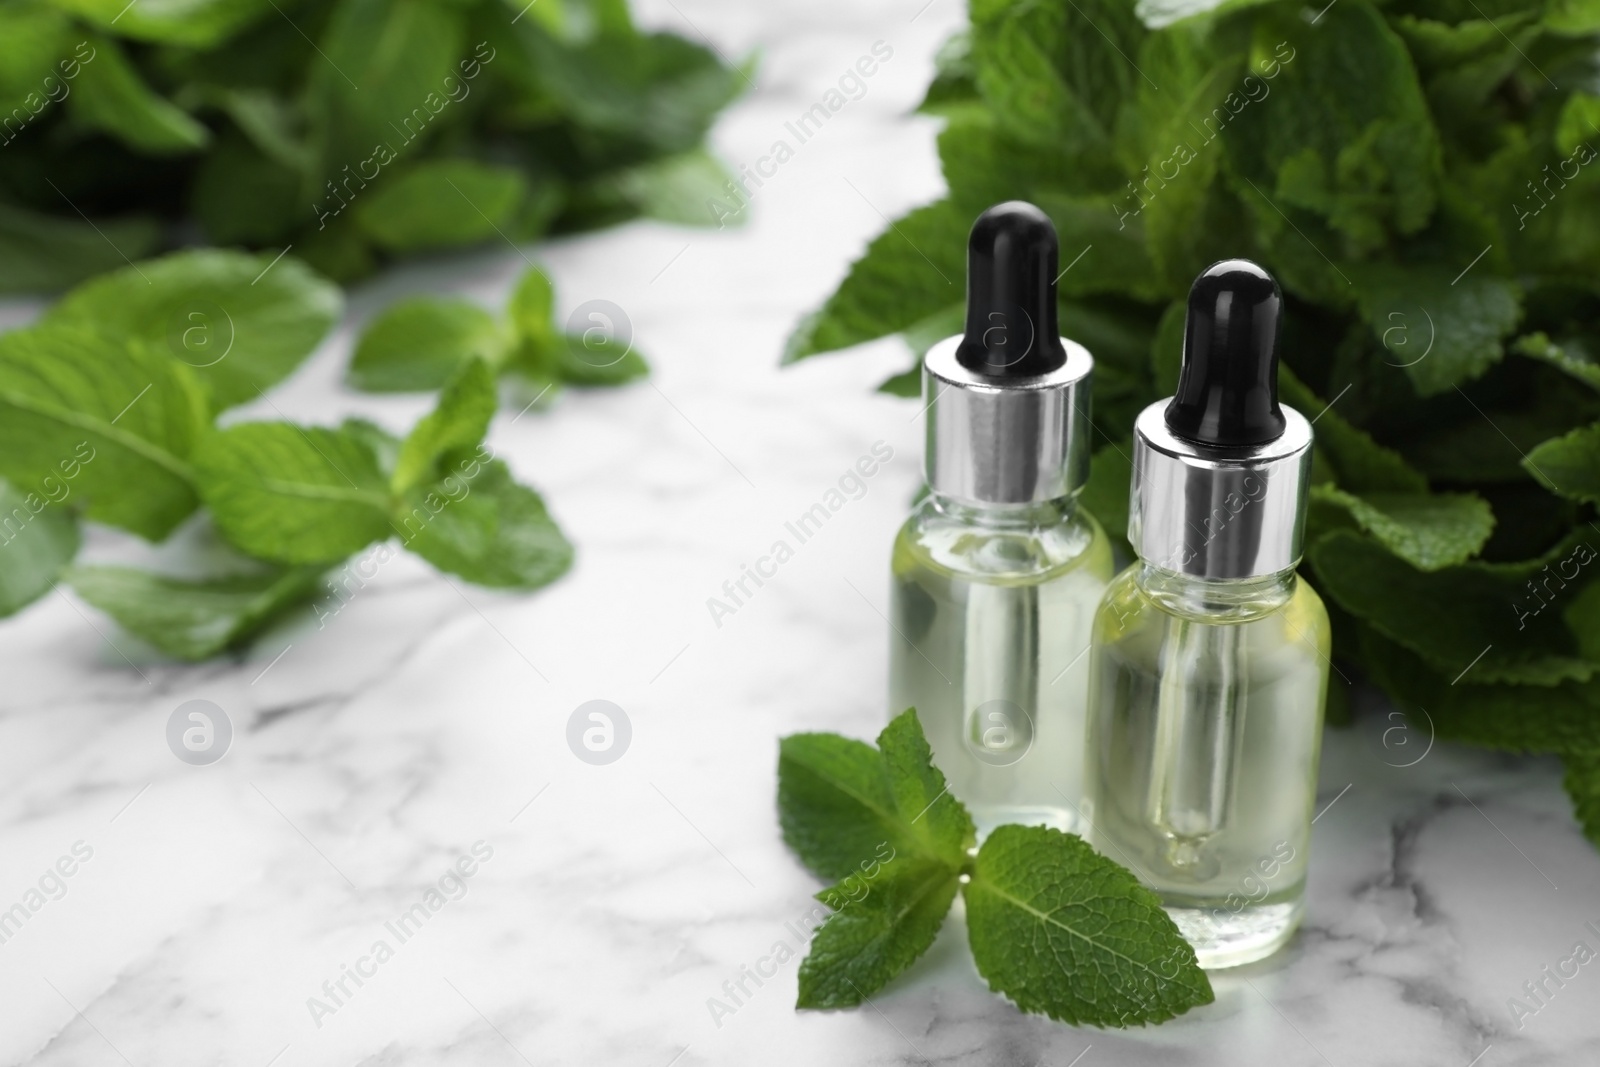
[[778, 710, 1214, 1028], [0, 248, 575, 659], [348, 265, 648, 398]]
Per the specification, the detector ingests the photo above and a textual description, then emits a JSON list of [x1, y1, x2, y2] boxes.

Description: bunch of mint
[[0, 248, 594, 659], [0, 0, 744, 292], [785, 0, 1600, 847], [778, 710, 1213, 1028]]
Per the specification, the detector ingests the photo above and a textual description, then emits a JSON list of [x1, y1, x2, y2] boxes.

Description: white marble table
[[2, 2, 1598, 1065]]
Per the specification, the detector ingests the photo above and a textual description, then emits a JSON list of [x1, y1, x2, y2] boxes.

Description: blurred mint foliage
[[0, 249, 577, 658], [348, 262, 648, 394], [787, 0, 1600, 846], [0, 0, 747, 290]]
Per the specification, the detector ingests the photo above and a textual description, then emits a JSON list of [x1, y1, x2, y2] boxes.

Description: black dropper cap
[[1165, 259, 1287, 447], [954, 201, 1068, 378]]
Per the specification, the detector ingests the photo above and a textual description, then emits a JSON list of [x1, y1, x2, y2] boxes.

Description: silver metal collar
[[922, 335, 1093, 506], [1128, 400, 1313, 580]]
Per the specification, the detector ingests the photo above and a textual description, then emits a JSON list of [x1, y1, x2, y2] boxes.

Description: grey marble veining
[[2, 2, 1598, 1065]]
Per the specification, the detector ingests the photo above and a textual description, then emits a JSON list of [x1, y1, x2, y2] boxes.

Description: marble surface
[[2, 2, 1599, 1065]]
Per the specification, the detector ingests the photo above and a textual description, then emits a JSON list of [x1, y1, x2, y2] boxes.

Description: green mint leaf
[[0, 6, 70, 116], [354, 160, 530, 254], [1349, 265, 1520, 396], [308, 0, 465, 186], [1033, 190, 1165, 302], [779, 732, 900, 881], [797, 857, 960, 1009], [783, 198, 965, 363], [66, 564, 324, 660], [0, 203, 161, 295], [504, 23, 743, 157], [877, 708, 976, 870], [1525, 422, 1600, 504], [1082, 442, 1133, 545], [1226, 3, 1440, 253], [1310, 529, 1597, 685], [0, 325, 203, 540], [1545, 0, 1600, 35], [1512, 333, 1600, 393], [591, 147, 739, 228], [1567, 581, 1600, 662], [778, 710, 974, 882], [391, 360, 497, 495], [1563, 753, 1600, 847], [50, 0, 274, 47], [963, 825, 1213, 1028], [396, 457, 573, 589], [46, 249, 342, 412], [970, 0, 1143, 158], [192, 133, 305, 246], [556, 334, 650, 387], [1309, 486, 1495, 570], [68, 35, 210, 153], [1358, 626, 1600, 751], [196, 422, 392, 564], [507, 266, 557, 353], [348, 297, 514, 393], [0, 479, 81, 617], [1278, 367, 1428, 493]]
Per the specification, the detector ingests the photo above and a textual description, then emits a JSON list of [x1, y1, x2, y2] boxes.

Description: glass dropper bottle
[[1084, 259, 1330, 968], [889, 201, 1113, 836]]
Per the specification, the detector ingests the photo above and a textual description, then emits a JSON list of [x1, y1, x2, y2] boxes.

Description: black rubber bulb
[[955, 201, 1068, 377], [1165, 259, 1287, 447]]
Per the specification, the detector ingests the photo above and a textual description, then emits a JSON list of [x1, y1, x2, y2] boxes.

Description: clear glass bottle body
[[889, 491, 1114, 836], [1084, 562, 1330, 969]]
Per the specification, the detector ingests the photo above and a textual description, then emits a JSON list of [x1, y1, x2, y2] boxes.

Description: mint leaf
[[354, 160, 530, 253], [592, 147, 738, 227], [963, 825, 1213, 1028], [397, 457, 573, 589], [1310, 486, 1495, 570], [1310, 530, 1597, 685], [0, 203, 161, 294], [784, 199, 965, 363], [1512, 333, 1600, 393], [1358, 627, 1600, 751], [1279, 368, 1428, 493], [349, 297, 513, 393], [1563, 753, 1600, 847], [46, 249, 342, 412], [778, 710, 974, 882], [1082, 442, 1134, 545], [308, 0, 465, 186], [507, 266, 558, 353], [68, 35, 210, 153], [195, 423, 392, 564], [66, 564, 324, 660], [0, 325, 203, 540], [1226, 3, 1440, 252], [0, 479, 81, 617], [0, 6, 70, 115], [1349, 264, 1521, 396], [391, 361, 497, 494], [50, 0, 274, 47], [1525, 422, 1600, 504], [797, 857, 960, 1009], [556, 335, 650, 387], [877, 708, 976, 871]]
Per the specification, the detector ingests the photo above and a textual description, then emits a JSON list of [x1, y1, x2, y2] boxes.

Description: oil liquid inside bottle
[[1086, 564, 1330, 969], [889, 494, 1113, 836]]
